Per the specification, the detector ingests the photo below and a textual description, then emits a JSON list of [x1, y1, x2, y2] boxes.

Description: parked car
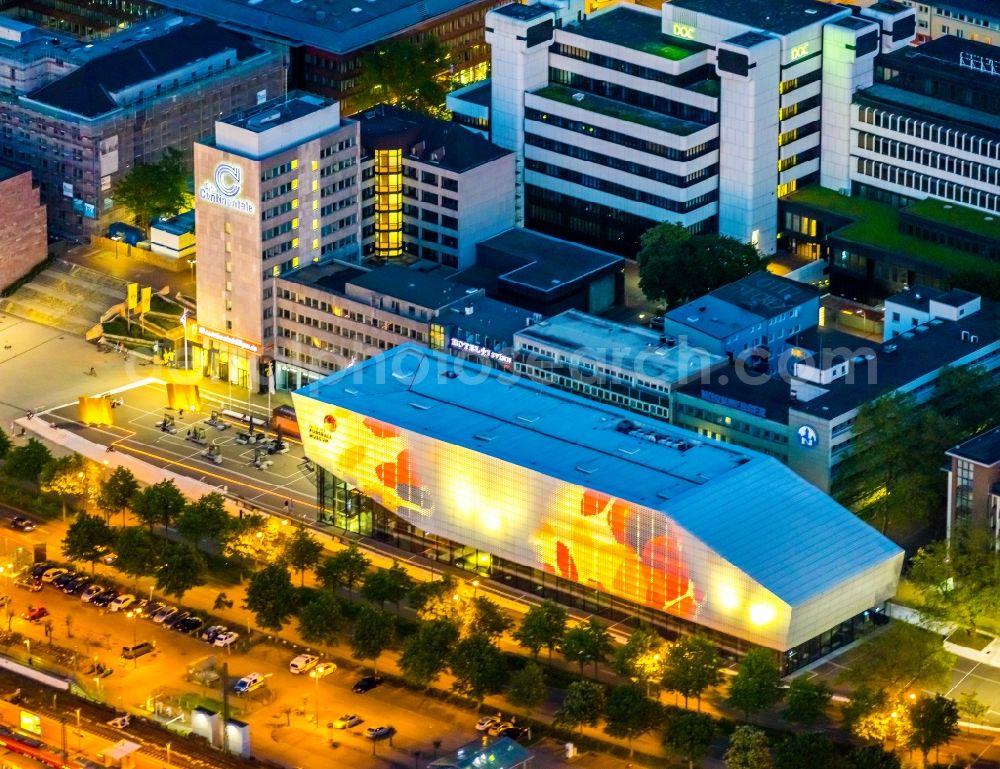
[[174, 617, 203, 635], [333, 713, 364, 729], [476, 716, 502, 732], [41, 568, 68, 583], [121, 642, 155, 660], [332, 714, 362, 729], [152, 606, 177, 624], [140, 602, 165, 619], [96, 546, 116, 565], [488, 721, 514, 737], [201, 625, 227, 643], [9, 517, 36, 532], [15, 576, 42, 592], [213, 631, 240, 648], [110, 594, 136, 613], [289, 654, 319, 674], [22, 606, 49, 623], [313, 662, 337, 679], [92, 589, 119, 608], [63, 577, 90, 595], [365, 726, 393, 741], [81, 584, 105, 603], [52, 571, 78, 589], [164, 611, 190, 630], [352, 676, 383, 694], [233, 673, 266, 695], [498, 726, 530, 741], [29, 563, 50, 579]]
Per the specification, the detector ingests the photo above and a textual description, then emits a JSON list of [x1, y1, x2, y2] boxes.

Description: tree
[[0, 426, 10, 459], [40, 453, 95, 519], [317, 542, 370, 596], [114, 526, 158, 582], [662, 709, 714, 769], [561, 619, 614, 675], [400, 618, 460, 688], [911, 527, 1000, 632], [841, 685, 888, 735], [604, 684, 659, 757], [131, 479, 185, 532], [637, 223, 761, 307], [555, 680, 605, 735], [282, 526, 324, 586], [467, 596, 513, 640], [507, 661, 547, 718], [176, 492, 230, 546], [957, 691, 989, 725], [773, 733, 836, 769], [513, 601, 567, 663], [449, 633, 507, 707], [726, 648, 783, 720], [245, 563, 298, 631], [833, 392, 944, 534], [356, 38, 453, 116], [661, 635, 723, 711], [844, 745, 902, 769], [62, 512, 115, 572], [4, 438, 52, 482], [931, 364, 1000, 440], [724, 725, 771, 769], [113, 148, 188, 232], [155, 541, 205, 598], [409, 575, 461, 621], [782, 675, 832, 726], [96, 466, 138, 523], [360, 561, 414, 613], [908, 694, 959, 766], [838, 622, 955, 698], [613, 626, 668, 694], [298, 590, 342, 647], [350, 604, 394, 674]]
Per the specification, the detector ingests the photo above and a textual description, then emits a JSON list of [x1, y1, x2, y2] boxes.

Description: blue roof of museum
[[296, 346, 901, 607]]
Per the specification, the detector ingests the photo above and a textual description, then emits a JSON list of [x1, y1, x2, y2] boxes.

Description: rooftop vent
[[575, 463, 599, 475], [883, 343, 898, 354], [571, 92, 584, 102], [409, 401, 432, 411]]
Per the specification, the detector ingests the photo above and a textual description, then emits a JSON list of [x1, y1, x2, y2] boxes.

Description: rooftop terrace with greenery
[[531, 84, 710, 135], [905, 197, 1000, 241], [564, 7, 708, 60], [785, 186, 1000, 276]]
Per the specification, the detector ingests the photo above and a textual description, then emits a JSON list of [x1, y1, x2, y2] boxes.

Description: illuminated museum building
[[293, 346, 903, 666]]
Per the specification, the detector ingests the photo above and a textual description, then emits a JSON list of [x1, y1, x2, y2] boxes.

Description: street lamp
[[180, 310, 190, 371], [126, 611, 137, 668], [471, 579, 479, 600], [310, 670, 319, 725], [24, 639, 30, 663]]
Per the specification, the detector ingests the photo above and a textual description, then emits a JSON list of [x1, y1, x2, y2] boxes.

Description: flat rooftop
[[296, 345, 901, 606], [671, 0, 845, 35], [348, 263, 475, 309], [151, 0, 493, 55], [223, 93, 334, 133], [858, 84, 999, 136], [0, 163, 24, 182], [678, 302, 1000, 421], [459, 228, 623, 297], [355, 103, 511, 173], [283, 263, 368, 294], [784, 186, 1000, 277], [515, 309, 724, 384], [904, 198, 1000, 242], [27, 20, 267, 118], [948, 425, 1000, 467], [565, 6, 709, 60]]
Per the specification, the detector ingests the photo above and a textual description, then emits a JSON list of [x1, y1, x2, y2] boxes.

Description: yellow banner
[[140, 286, 152, 314], [126, 282, 138, 310]]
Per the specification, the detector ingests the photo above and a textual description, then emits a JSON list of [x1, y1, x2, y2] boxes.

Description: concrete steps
[[0, 260, 128, 336]]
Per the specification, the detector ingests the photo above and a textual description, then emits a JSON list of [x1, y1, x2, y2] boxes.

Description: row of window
[[517, 365, 670, 420], [855, 157, 1000, 212], [526, 159, 718, 213], [549, 68, 716, 125], [553, 43, 717, 91], [525, 109, 718, 161], [856, 131, 1000, 187], [672, 403, 790, 445], [857, 105, 1000, 160], [526, 133, 717, 188]]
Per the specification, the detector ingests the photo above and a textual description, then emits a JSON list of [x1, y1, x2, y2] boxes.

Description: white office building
[[464, 0, 915, 256]]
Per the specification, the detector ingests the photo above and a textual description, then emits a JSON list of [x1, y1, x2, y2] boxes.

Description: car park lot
[[3, 566, 476, 769]]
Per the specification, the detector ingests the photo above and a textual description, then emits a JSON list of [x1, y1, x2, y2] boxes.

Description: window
[[955, 459, 974, 521]]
